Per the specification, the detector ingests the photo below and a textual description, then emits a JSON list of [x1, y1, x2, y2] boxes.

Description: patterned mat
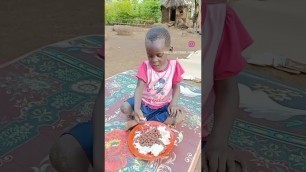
[[105, 70, 202, 172], [0, 35, 103, 171], [231, 72, 306, 172]]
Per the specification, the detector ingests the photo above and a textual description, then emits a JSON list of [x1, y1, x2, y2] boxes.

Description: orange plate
[[128, 121, 175, 161]]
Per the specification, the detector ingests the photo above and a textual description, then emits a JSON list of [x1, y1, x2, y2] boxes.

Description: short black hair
[[145, 26, 171, 47]]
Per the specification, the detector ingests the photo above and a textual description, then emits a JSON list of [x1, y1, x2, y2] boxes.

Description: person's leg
[[49, 135, 90, 172], [49, 121, 93, 172], [121, 97, 141, 130], [120, 102, 133, 117]]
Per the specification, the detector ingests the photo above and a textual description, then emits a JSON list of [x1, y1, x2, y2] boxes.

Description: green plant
[[105, 0, 161, 25]]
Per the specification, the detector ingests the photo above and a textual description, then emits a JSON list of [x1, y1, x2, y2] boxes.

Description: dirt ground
[[105, 26, 201, 78], [231, 0, 306, 89], [232, 0, 306, 64]]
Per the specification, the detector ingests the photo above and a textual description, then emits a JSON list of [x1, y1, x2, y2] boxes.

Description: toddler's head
[[145, 27, 172, 70]]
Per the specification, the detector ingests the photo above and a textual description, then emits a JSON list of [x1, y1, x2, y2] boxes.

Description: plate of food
[[128, 121, 175, 160]]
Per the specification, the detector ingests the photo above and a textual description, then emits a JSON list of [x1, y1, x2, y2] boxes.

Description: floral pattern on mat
[[0, 35, 103, 171], [231, 72, 306, 172]]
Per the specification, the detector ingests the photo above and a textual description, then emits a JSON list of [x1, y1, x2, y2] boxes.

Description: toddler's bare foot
[[125, 120, 138, 131]]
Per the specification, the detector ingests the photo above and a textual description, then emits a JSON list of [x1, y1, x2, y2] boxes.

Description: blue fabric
[[64, 121, 93, 164], [126, 97, 170, 122]]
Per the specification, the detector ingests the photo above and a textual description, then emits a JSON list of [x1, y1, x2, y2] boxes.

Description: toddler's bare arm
[[203, 76, 243, 171], [170, 83, 180, 106], [210, 76, 239, 144], [134, 79, 146, 121]]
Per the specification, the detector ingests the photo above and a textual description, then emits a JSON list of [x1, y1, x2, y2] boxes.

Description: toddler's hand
[[203, 141, 247, 172], [167, 104, 180, 117], [134, 110, 146, 124]]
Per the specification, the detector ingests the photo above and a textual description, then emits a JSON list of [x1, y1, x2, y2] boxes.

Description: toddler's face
[[145, 38, 170, 70]]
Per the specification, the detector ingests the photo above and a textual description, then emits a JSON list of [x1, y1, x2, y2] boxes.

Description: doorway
[[170, 8, 176, 21]]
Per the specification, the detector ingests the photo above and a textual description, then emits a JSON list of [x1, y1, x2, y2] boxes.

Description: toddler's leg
[[121, 101, 142, 130], [49, 135, 90, 172], [120, 102, 133, 119], [49, 122, 92, 172]]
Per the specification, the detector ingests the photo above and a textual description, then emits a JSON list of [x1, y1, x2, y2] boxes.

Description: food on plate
[[133, 125, 171, 156]]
